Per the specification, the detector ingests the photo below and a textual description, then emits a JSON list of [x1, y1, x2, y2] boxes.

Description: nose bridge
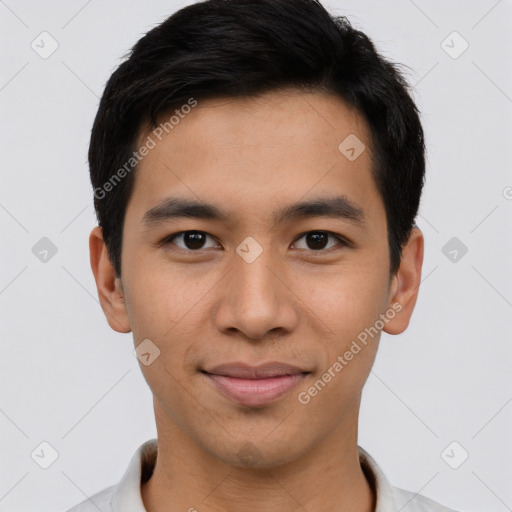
[[214, 236, 297, 340], [233, 238, 281, 313]]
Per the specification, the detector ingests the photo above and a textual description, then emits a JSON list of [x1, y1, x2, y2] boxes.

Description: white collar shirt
[[66, 439, 460, 512]]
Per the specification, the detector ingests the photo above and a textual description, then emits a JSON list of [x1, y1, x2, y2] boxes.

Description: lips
[[202, 362, 310, 407], [204, 362, 308, 379]]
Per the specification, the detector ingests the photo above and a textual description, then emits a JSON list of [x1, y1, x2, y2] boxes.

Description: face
[[91, 89, 423, 469]]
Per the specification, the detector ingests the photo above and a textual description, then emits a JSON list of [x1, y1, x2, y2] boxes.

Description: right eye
[[161, 231, 221, 251]]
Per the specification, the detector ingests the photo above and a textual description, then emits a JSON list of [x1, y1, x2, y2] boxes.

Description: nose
[[212, 243, 300, 342]]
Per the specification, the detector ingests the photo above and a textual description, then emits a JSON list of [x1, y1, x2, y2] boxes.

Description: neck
[[141, 402, 375, 512]]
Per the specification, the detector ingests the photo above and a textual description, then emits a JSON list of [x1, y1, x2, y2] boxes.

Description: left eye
[[162, 230, 346, 252], [292, 231, 345, 251]]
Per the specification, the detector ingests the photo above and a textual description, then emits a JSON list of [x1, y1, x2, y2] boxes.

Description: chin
[[205, 436, 305, 470]]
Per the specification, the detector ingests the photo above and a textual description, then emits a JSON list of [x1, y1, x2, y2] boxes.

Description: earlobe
[[89, 226, 132, 333], [383, 226, 424, 336]]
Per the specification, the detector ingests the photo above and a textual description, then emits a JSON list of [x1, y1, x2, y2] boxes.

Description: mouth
[[201, 362, 311, 407]]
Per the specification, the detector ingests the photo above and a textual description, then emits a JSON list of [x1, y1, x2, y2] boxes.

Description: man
[[67, 0, 461, 510]]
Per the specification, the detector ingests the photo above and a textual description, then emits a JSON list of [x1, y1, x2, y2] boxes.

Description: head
[[90, 0, 425, 469]]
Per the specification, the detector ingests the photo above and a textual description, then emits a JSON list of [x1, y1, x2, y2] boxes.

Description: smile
[[203, 372, 309, 407]]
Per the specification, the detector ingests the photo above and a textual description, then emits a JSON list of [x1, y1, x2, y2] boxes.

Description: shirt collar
[[112, 438, 399, 512], [359, 445, 401, 511], [112, 438, 158, 512]]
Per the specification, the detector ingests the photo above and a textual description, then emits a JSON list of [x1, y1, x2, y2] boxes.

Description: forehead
[[126, 89, 383, 230]]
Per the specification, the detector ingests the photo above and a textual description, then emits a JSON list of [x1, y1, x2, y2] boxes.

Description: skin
[[90, 89, 424, 512]]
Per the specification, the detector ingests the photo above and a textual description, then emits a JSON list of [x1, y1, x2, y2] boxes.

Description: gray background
[[1, 0, 511, 510]]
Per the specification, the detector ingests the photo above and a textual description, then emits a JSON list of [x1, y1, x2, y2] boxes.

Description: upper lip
[[203, 362, 309, 379]]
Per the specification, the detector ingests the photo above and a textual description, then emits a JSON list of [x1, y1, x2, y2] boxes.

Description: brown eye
[[293, 231, 346, 251], [164, 231, 219, 251]]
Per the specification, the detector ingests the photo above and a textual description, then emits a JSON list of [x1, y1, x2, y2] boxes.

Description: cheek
[[123, 264, 216, 389], [299, 264, 389, 399], [295, 343, 377, 439], [123, 256, 210, 339], [297, 274, 386, 412], [304, 263, 389, 339]]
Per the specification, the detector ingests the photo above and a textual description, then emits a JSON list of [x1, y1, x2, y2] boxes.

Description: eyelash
[[161, 230, 351, 254]]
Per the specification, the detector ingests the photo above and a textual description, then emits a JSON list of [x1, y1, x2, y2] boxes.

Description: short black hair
[[89, 0, 425, 278]]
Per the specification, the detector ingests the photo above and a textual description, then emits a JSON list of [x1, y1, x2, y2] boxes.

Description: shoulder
[[64, 485, 115, 512], [391, 485, 461, 512], [358, 446, 462, 512]]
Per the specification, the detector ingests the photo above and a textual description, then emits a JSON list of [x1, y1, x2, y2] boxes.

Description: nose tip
[[213, 254, 300, 342]]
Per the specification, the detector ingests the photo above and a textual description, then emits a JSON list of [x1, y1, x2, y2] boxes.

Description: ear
[[383, 226, 424, 335], [89, 226, 131, 333]]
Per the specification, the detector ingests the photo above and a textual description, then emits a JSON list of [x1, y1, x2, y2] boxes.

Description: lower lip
[[204, 372, 308, 407]]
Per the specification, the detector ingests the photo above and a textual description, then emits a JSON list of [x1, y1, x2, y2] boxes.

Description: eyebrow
[[142, 195, 365, 228]]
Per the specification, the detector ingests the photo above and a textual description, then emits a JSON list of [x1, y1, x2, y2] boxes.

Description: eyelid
[[162, 231, 220, 250], [161, 230, 351, 252], [292, 231, 351, 251]]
